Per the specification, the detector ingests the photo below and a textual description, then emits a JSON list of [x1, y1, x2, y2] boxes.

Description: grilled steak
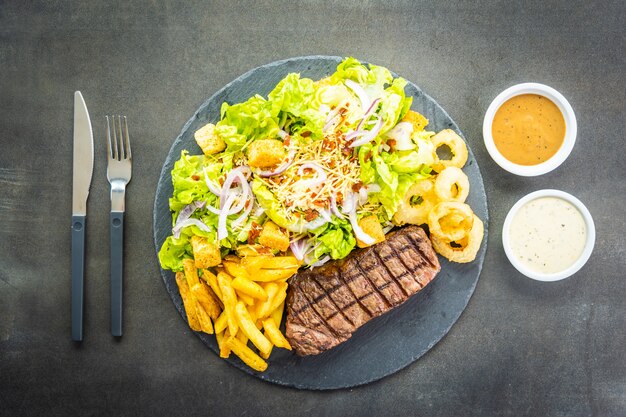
[[285, 225, 441, 356]]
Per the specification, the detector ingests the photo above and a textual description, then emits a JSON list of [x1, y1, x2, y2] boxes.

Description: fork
[[106, 115, 132, 337]]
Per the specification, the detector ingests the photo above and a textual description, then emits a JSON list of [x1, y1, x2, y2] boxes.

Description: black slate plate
[[153, 56, 489, 390]]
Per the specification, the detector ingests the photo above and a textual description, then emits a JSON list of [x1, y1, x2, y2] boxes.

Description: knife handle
[[71, 215, 86, 341], [110, 211, 124, 337]]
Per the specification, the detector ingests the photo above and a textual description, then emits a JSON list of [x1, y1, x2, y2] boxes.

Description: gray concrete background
[[1, 1, 624, 416]]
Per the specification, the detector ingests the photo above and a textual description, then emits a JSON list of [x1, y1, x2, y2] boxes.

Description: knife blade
[[71, 91, 94, 342]]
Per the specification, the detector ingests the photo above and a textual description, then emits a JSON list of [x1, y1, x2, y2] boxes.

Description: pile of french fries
[[174, 250, 300, 371]]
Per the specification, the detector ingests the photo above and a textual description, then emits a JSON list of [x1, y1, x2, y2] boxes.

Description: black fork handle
[[110, 211, 124, 337]]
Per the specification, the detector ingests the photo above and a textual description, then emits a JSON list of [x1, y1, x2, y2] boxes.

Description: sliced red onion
[[356, 97, 381, 131], [318, 209, 332, 223], [227, 179, 250, 215], [344, 79, 371, 113], [277, 129, 289, 140], [232, 195, 255, 228], [323, 107, 341, 133], [289, 238, 308, 261], [329, 193, 345, 219], [217, 193, 237, 240], [173, 201, 206, 237], [341, 191, 358, 214], [345, 130, 366, 142], [220, 167, 248, 209], [172, 218, 211, 239], [310, 255, 331, 268], [297, 162, 327, 189], [349, 209, 376, 245], [358, 187, 368, 205], [255, 148, 296, 177], [205, 204, 220, 215], [203, 168, 222, 196], [349, 117, 383, 148]]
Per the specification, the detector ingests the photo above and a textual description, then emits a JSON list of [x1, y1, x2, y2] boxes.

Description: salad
[[159, 57, 441, 272]]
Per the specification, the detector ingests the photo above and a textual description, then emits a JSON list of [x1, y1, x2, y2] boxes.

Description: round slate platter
[[153, 56, 489, 390]]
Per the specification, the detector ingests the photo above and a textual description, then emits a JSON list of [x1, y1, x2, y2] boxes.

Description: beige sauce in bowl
[[509, 196, 586, 274]]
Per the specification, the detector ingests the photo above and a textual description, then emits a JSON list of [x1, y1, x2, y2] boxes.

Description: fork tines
[[106, 115, 132, 161]]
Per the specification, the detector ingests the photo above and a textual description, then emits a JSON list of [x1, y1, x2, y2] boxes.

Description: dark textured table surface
[[1, 1, 624, 416]]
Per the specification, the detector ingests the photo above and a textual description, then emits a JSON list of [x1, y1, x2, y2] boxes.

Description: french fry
[[175, 272, 201, 331], [262, 317, 291, 350], [271, 300, 285, 328], [214, 311, 228, 334], [236, 329, 248, 345], [239, 255, 272, 274], [234, 301, 272, 357], [195, 302, 214, 334], [200, 269, 222, 301], [259, 256, 300, 270], [217, 272, 239, 336], [251, 268, 298, 282], [226, 336, 268, 372], [222, 260, 251, 280], [267, 283, 288, 316], [217, 329, 231, 358], [191, 281, 222, 319], [236, 291, 256, 306], [236, 244, 271, 258], [183, 258, 200, 287], [260, 343, 273, 360], [256, 283, 279, 319], [232, 277, 268, 300]]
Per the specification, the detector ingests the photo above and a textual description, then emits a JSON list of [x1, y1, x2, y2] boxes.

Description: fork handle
[[110, 211, 124, 337]]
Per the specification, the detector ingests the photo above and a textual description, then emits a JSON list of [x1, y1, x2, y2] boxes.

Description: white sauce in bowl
[[509, 197, 587, 274]]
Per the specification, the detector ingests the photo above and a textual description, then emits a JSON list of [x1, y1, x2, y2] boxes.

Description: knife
[[71, 91, 94, 342]]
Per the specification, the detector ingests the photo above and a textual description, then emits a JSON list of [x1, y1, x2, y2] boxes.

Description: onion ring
[[427, 201, 474, 242], [392, 179, 437, 226], [431, 129, 468, 173], [434, 167, 470, 203], [431, 215, 483, 263]]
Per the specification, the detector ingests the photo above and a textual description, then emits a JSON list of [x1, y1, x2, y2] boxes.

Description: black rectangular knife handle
[[110, 211, 124, 337], [71, 215, 86, 341]]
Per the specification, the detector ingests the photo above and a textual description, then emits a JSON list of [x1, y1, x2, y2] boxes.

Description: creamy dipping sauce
[[509, 197, 586, 274], [492, 94, 565, 165]]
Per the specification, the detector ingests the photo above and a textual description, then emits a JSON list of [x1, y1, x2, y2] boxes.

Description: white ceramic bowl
[[483, 83, 577, 176], [502, 189, 595, 282]]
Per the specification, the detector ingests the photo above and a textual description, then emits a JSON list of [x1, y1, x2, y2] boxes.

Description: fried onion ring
[[434, 166, 470, 203], [431, 129, 468, 173], [392, 179, 437, 226], [428, 201, 474, 242], [431, 215, 484, 263]]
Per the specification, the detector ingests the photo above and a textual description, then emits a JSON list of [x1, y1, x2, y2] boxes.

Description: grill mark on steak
[[351, 260, 395, 310], [406, 233, 438, 269], [297, 279, 347, 339], [309, 275, 357, 328], [286, 225, 441, 356], [383, 239, 425, 293], [372, 248, 410, 298]]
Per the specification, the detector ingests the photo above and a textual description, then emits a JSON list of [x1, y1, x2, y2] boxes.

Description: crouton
[[191, 235, 221, 268], [247, 139, 286, 168], [194, 123, 226, 156], [356, 215, 386, 248], [401, 110, 429, 132], [258, 221, 289, 252]]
